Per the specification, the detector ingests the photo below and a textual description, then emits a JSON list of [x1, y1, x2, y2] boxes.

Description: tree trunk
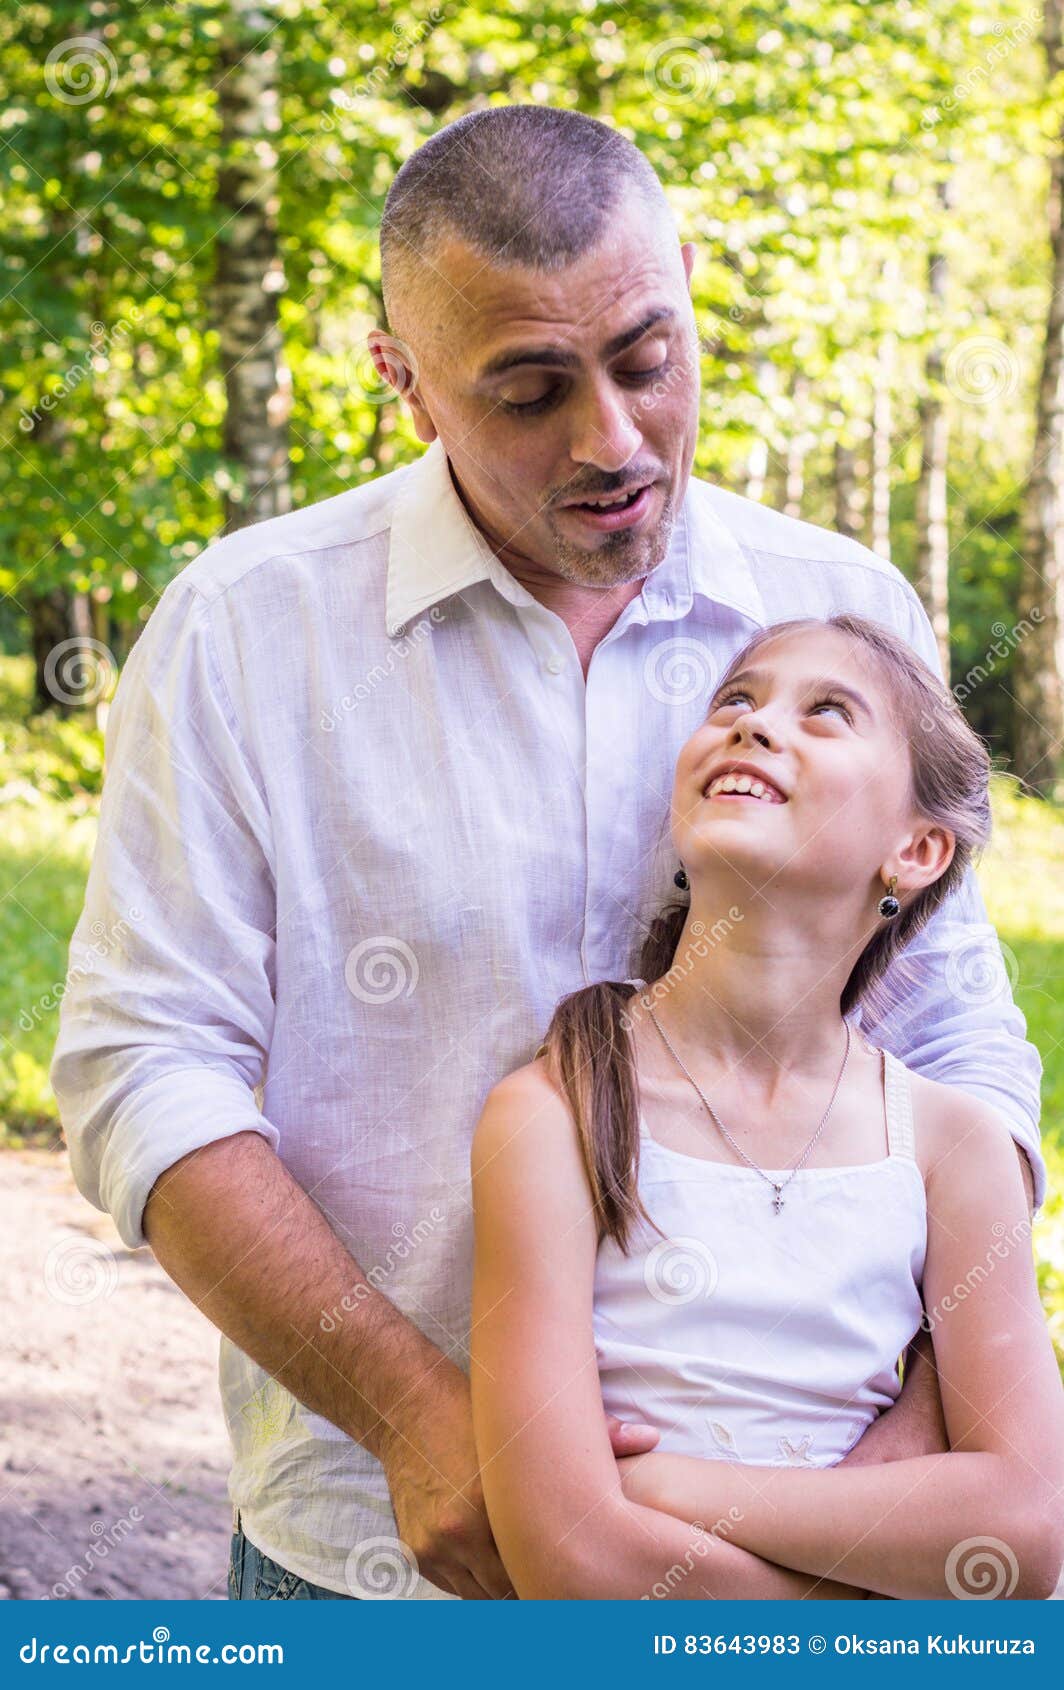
[[214, 0, 291, 533], [28, 587, 94, 716], [868, 306, 897, 560], [782, 372, 810, 519], [833, 441, 865, 539], [914, 177, 953, 680], [1016, 0, 1064, 796], [745, 438, 769, 503]]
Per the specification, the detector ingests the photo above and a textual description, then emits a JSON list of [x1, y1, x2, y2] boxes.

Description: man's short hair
[[379, 105, 673, 330]]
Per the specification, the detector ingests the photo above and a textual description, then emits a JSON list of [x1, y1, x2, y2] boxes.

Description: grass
[[1, 651, 1061, 1362]]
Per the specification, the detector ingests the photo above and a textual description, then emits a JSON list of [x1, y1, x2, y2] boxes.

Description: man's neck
[[505, 565, 647, 679], [445, 455, 650, 678]]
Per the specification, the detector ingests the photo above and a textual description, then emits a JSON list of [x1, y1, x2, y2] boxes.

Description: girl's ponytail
[[534, 979, 664, 1253], [534, 896, 690, 1252]]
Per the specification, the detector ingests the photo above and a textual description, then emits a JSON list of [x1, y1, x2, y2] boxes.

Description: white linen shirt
[[50, 436, 1045, 1599]]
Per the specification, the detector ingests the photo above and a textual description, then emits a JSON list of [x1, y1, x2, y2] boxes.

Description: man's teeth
[[705, 773, 783, 802], [575, 488, 641, 508]]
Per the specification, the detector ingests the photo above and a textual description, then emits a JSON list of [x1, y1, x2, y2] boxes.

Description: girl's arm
[[619, 1099, 1064, 1600], [469, 1063, 868, 1600]]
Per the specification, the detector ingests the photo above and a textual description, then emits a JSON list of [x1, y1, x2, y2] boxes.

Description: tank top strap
[[881, 1047, 916, 1161]]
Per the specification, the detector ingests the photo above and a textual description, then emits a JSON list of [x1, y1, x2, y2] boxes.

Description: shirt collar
[[385, 436, 765, 636]]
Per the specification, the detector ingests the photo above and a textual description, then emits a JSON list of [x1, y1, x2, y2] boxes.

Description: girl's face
[[672, 626, 927, 907]]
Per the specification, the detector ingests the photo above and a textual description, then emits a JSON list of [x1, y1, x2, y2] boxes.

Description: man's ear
[[680, 241, 696, 291], [366, 330, 437, 444]]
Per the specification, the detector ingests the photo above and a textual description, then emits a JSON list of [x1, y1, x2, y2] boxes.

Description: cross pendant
[[772, 1185, 785, 1215]]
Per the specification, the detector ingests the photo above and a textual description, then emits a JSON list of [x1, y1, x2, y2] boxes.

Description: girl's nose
[[734, 721, 774, 751]]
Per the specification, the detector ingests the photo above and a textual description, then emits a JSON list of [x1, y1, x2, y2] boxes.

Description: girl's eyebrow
[[804, 673, 875, 720], [711, 667, 875, 721]]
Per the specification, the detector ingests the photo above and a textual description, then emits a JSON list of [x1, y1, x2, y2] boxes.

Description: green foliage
[[0, 0, 1058, 647]]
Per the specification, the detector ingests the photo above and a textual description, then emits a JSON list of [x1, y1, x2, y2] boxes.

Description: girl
[[469, 611, 1064, 1601]]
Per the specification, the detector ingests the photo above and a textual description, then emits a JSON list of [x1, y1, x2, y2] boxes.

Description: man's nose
[[567, 380, 642, 473]]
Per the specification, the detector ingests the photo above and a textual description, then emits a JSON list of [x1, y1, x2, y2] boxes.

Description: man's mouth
[[558, 483, 656, 531]]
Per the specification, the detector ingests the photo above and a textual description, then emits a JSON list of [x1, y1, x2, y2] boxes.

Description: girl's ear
[[890, 822, 956, 894]]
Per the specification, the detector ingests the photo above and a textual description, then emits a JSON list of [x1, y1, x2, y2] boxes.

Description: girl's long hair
[[534, 612, 993, 1253]]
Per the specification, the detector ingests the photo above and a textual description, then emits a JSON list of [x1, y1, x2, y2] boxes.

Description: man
[[51, 105, 1044, 1602]]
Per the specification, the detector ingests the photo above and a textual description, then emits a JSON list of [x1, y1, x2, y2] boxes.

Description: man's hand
[[840, 1324, 948, 1468], [376, 1362, 515, 1599], [379, 1379, 663, 1599]]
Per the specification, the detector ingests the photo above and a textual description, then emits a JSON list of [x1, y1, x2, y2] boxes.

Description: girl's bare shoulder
[[470, 1056, 580, 1167], [903, 1061, 1022, 1188]]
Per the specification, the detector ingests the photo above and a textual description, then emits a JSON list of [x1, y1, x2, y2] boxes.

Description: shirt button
[[544, 656, 563, 674]]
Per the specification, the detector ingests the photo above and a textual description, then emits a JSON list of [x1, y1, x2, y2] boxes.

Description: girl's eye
[[811, 696, 853, 723], [710, 689, 751, 712]]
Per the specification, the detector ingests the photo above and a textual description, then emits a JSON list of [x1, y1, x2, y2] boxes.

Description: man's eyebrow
[[710, 667, 875, 720], [477, 306, 677, 382]]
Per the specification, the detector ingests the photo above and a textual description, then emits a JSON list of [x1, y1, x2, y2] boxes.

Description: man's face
[[378, 203, 701, 588]]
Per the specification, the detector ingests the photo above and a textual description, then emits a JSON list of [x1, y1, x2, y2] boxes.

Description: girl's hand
[[616, 1450, 679, 1510], [605, 1413, 661, 1457]]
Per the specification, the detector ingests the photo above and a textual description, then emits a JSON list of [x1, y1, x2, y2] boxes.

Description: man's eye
[[498, 387, 560, 416]]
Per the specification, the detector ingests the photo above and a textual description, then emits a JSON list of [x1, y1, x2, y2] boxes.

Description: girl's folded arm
[[469, 1064, 866, 1600], [620, 1097, 1064, 1600]]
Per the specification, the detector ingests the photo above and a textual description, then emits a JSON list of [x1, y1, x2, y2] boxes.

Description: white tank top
[[593, 1000, 927, 1469]]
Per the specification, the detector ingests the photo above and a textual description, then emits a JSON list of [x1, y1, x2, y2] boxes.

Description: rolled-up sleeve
[[859, 583, 1046, 1209], [49, 574, 280, 1249]]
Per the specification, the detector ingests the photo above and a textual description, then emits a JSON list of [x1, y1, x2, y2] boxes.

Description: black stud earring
[[674, 865, 689, 891], [878, 874, 900, 919]]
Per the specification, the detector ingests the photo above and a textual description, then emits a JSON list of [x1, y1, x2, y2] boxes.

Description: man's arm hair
[[143, 1129, 446, 1463]]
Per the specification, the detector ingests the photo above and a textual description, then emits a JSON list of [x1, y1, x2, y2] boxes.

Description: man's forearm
[[142, 1129, 447, 1462]]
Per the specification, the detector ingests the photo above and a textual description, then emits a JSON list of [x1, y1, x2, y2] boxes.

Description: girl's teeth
[[707, 774, 781, 801]]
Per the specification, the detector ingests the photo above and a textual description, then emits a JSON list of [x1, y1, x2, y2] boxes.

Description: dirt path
[[0, 1149, 231, 1600]]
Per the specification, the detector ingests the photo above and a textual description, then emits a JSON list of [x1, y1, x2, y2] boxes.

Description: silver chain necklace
[[641, 1003, 852, 1215]]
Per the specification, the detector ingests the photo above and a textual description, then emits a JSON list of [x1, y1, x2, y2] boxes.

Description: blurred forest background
[[0, 0, 1063, 1366]]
